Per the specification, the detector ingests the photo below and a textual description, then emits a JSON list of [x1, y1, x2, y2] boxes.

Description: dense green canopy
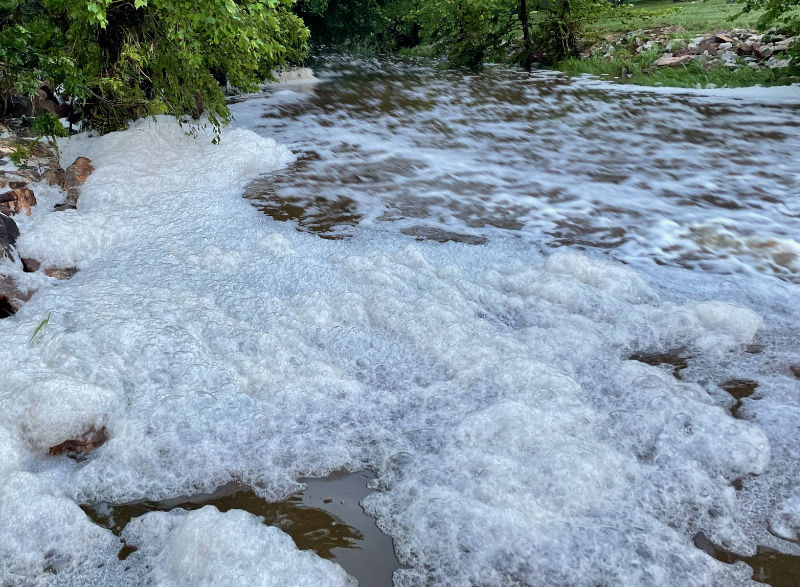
[[0, 0, 308, 133]]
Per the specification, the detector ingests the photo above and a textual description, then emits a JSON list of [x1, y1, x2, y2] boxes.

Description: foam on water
[[0, 64, 798, 585]]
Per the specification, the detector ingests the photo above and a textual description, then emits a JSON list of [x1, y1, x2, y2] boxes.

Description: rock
[[0, 213, 19, 244], [44, 266, 77, 280], [21, 257, 40, 272], [42, 166, 66, 187], [719, 42, 733, 51], [714, 33, 736, 44], [773, 40, 792, 52], [791, 366, 800, 379], [62, 156, 94, 207], [0, 186, 36, 216], [48, 425, 108, 458], [767, 57, 791, 68], [655, 54, 694, 66], [0, 276, 33, 317]]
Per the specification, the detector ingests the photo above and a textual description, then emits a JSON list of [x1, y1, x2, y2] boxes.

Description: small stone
[[44, 266, 78, 280], [714, 33, 736, 44], [0, 186, 36, 216], [718, 42, 733, 51], [790, 366, 800, 379], [48, 426, 108, 458]]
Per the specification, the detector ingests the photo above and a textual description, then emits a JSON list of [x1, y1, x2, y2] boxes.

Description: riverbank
[[555, 0, 798, 87], [559, 26, 798, 88]]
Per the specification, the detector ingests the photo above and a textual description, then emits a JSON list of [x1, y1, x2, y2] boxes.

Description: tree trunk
[[518, 0, 532, 70]]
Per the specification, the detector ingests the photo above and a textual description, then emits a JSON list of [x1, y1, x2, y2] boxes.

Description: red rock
[[63, 157, 93, 187], [0, 186, 36, 216], [48, 426, 108, 458], [63, 156, 94, 206]]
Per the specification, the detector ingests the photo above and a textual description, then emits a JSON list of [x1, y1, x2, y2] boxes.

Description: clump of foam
[[122, 507, 353, 586]]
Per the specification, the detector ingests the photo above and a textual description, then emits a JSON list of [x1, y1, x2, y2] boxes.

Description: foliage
[[737, 0, 800, 34], [0, 0, 309, 135]]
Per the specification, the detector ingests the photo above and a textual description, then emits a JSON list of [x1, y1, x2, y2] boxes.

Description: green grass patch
[[587, 0, 762, 36]]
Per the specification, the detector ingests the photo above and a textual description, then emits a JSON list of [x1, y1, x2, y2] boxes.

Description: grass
[[29, 312, 51, 345], [587, 0, 762, 36]]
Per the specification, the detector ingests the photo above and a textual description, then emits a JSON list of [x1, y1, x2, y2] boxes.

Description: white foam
[[121, 507, 353, 586], [0, 68, 797, 585]]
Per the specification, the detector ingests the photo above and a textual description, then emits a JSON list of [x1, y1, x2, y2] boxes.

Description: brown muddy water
[[82, 471, 399, 586]]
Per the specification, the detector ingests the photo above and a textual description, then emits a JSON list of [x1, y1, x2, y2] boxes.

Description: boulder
[[0, 186, 36, 216], [48, 425, 108, 458], [655, 54, 694, 66]]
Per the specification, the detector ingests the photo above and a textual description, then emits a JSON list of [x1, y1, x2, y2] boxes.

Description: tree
[[0, 0, 309, 134]]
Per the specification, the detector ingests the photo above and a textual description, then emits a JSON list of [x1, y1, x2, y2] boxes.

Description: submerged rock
[[48, 425, 108, 458]]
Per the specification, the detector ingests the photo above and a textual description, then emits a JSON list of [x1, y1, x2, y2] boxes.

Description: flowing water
[[1, 55, 799, 585]]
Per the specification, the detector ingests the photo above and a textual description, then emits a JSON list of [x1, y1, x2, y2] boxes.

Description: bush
[[0, 0, 309, 135]]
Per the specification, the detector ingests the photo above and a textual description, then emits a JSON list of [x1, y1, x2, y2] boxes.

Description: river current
[[1, 56, 799, 585]]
